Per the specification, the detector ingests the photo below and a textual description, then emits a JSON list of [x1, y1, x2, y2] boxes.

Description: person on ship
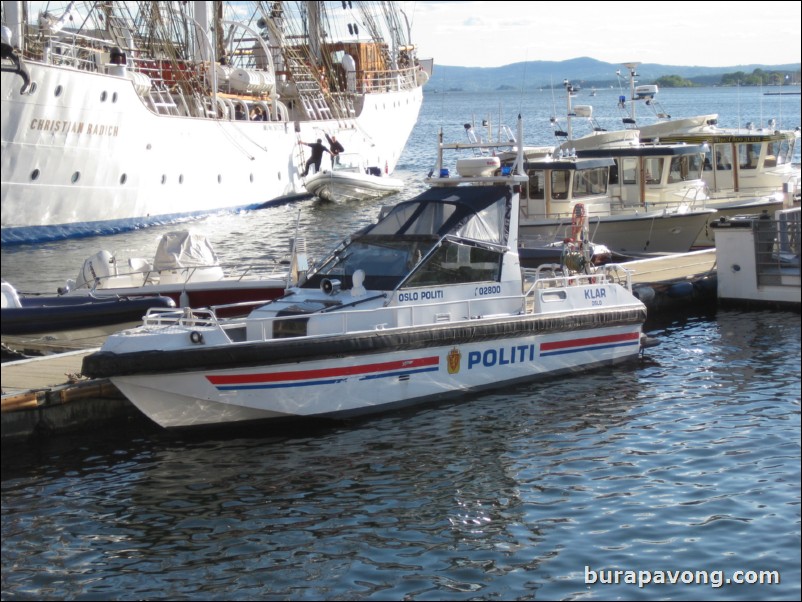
[[325, 133, 344, 166], [300, 139, 331, 176]]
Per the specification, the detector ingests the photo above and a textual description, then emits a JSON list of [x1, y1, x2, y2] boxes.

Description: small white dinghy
[[305, 153, 404, 202]]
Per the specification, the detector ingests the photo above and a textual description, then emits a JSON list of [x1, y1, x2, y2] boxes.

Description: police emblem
[[446, 347, 461, 374]]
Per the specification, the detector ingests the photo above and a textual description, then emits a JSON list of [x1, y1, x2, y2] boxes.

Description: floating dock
[[1, 348, 142, 442], [2, 250, 718, 443]]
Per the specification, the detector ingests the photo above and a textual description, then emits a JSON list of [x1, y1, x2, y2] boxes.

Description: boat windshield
[[303, 237, 437, 291], [302, 185, 511, 291]]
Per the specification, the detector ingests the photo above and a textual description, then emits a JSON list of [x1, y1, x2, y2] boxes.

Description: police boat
[[81, 117, 650, 429]]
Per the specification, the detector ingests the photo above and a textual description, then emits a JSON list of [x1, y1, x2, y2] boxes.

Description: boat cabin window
[[765, 140, 780, 168], [609, 161, 619, 185], [573, 167, 608, 198], [668, 154, 702, 183], [622, 158, 638, 184], [737, 142, 762, 170], [551, 170, 570, 199], [780, 138, 794, 165], [527, 170, 545, 200], [305, 238, 436, 291], [765, 139, 793, 168], [703, 148, 714, 171], [405, 240, 502, 287], [643, 157, 663, 184], [714, 144, 733, 170]]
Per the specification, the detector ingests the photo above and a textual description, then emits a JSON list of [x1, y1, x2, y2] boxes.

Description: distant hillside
[[425, 57, 802, 91]]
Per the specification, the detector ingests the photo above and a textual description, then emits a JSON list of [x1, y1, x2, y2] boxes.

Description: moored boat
[[81, 118, 650, 429], [511, 153, 715, 255], [304, 153, 404, 202], [1, 2, 430, 244], [1, 280, 175, 337], [615, 63, 800, 203], [60, 230, 304, 316]]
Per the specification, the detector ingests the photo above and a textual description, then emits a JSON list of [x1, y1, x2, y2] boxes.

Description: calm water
[[2, 86, 801, 600]]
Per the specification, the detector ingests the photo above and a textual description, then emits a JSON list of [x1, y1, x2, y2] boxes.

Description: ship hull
[[1, 62, 423, 244]]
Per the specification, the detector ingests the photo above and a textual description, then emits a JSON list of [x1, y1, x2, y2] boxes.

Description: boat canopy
[[153, 231, 220, 270], [366, 185, 511, 246]]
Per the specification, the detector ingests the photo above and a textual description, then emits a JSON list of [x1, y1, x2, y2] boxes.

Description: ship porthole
[[277, 172, 282, 181], [179, 174, 184, 184], [27, 82, 37, 94], [161, 174, 167, 184], [31, 169, 40, 181], [250, 173, 254, 183], [218, 174, 222, 183], [54, 85, 63, 97], [120, 174, 127, 185], [71, 172, 81, 183], [100, 91, 108, 102]]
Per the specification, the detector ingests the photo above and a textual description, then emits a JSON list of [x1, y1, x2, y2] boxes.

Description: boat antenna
[[518, 51, 529, 116], [759, 75, 764, 128], [516, 115, 525, 176]]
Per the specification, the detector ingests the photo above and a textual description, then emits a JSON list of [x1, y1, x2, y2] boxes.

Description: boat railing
[[522, 264, 633, 293], [140, 307, 231, 331], [754, 208, 801, 285], [77, 258, 289, 292], [34, 33, 107, 72], [360, 65, 421, 93], [138, 268, 635, 340]]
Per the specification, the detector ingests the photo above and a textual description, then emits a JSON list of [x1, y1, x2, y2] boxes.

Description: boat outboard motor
[[75, 250, 116, 290]]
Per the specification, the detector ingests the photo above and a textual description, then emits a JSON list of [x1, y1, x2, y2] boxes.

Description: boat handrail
[[75, 257, 290, 292], [138, 265, 635, 340]]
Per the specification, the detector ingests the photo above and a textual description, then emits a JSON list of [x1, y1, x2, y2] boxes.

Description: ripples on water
[[2, 86, 801, 600], [2, 311, 800, 600]]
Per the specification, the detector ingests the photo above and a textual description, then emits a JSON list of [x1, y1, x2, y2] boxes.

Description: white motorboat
[[512, 153, 715, 255], [457, 115, 713, 256], [81, 118, 650, 429], [60, 230, 305, 317], [1, 2, 431, 245], [615, 63, 800, 203], [554, 76, 788, 248], [304, 153, 404, 202]]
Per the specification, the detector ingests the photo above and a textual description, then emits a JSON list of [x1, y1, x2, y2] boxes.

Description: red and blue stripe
[[540, 331, 640, 357], [207, 356, 440, 391]]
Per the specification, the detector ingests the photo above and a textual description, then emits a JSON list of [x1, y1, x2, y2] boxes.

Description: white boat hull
[[1, 63, 422, 243], [520, 209, 715, 255], [82, 118, 648, 431], [110, 323, 642, 428], [305, 171, 404, 202]]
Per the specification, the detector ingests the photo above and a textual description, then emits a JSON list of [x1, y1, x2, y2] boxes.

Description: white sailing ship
[[0, 1, 431, 244]]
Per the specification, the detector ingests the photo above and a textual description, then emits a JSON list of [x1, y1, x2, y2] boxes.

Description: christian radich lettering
[[30, 118, 120, 136]]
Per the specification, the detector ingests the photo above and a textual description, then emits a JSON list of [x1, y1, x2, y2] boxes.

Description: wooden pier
[[2, 250, 718, 442], [1, 348, 143, 442]]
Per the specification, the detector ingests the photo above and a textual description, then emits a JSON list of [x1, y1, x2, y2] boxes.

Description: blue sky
[[404, 1, 802, 68]]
